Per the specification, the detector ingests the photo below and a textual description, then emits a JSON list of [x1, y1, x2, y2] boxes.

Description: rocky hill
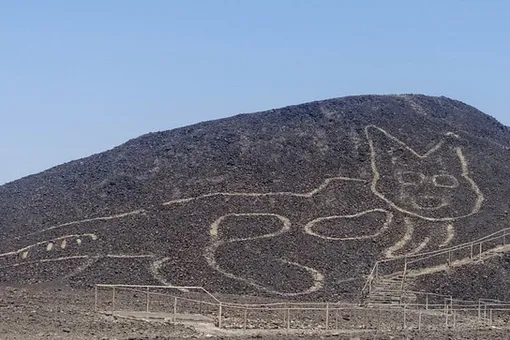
[[1, 94, 510, 301]]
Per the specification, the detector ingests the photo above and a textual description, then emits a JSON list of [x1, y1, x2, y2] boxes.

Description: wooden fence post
[[287, 307, 290, 331], [403, 304, 407, 330], [146, 287, 150, 313], [335, 309, 339, 330], [243, 305, 247, 330], [484, 303, 487, 325], [218, 302, 223, 329], [478, 300, 481, 321], [173, 297, 177, 322], [325, 303, 329, 330], [94, 285, 98, 312], [112, 287, 116, 312], [444, 299, 448, 328]]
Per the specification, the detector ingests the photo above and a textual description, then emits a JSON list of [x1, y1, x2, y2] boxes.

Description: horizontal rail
[[379, 227, 510, 264], [95, 284, 221, 303]]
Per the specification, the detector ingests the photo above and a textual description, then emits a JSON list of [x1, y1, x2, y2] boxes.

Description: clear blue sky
[[1, 1, 509, 185]]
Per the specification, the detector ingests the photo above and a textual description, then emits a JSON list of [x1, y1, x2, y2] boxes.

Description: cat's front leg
[[384, 217, 455, 258]]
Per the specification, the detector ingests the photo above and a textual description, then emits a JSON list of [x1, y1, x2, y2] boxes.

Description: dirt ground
[[1, 285, 510, 340]]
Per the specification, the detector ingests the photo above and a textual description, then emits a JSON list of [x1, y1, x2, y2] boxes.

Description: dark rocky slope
[[1, 94, 510, 301]]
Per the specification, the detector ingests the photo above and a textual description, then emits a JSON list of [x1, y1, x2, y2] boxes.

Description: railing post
[[403, 304, 407, 330], [283, 303, 287, 325], [94, 285, 98, 312], [368, 276, 372, 297], [478, 299, 481, 321], [448, 250, 452, 266], [335, 309, 339, 330], [444, 299, 448, 328], [484, 303, 487, 325], [173, 297, 177, 322], [479, 242, 483, 261], [112, 287, 116, 312], [243, 305, 247, 330], [146, 287, 150, 313], [325, 303, 329, 330], [425, 294, 429, 310], [287, 307, 291, 331], [490, 309, 493, 326], [470, 243, 474, 259], [400, 256, 408, 304], [218, 302, 223, 329], [377, 306, 381, 329], [418, 310, 422, 330]]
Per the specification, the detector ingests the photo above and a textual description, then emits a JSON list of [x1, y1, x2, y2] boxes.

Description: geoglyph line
[[105, 254, 154, 259], [0, 234, 98, 258], [1, 254, 154, 269], [150, 257, 173, 286], [303, 209, 393, 241], [163, 176, 367, 206], [365, 125, 484, 222], [205, 212, 324, 296], [15, 209, 147, 240], [204, 242, 324, 297], [439, 224, 455, 248], [209, 213, 291, 241], [1, 124, 488, 296], [0, 255, 91, 269], [384, 218, 414, 258]]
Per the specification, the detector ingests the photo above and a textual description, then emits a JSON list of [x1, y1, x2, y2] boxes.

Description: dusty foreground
[[1, 285, 510, 340]]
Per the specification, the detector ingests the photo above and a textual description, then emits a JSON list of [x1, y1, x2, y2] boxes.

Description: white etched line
[[105, 254, 154, 259], [15, 209, 146, 240], [365, 125, 484, 222], [439, 224, 455, 248], [0, 234, 98, 258], [384, 219, 414, 259], [303, 209, 393, 241], [163, 177, 367, 206], [209, 213, 291, 241]]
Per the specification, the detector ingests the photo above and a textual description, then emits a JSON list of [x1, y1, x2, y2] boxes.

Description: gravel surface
[[2, 285, 510, 339]]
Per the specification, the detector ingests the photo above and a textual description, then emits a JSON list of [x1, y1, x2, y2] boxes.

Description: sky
[[1, 1, 510, 185]]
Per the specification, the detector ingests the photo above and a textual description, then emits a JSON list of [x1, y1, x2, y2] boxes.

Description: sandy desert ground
[[2, 284, 510, 340]]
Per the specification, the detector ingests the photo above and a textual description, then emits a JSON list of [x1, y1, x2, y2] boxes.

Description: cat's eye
[[433, 174, 459, 188], [397, 171, 425, 185]]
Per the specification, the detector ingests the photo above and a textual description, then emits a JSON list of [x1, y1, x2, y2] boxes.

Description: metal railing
[[361, 227, 510, 304], [94, 284, 510, 331], [94, 283, 510, 331]]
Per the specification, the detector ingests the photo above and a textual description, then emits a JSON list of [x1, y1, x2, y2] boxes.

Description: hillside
[[1, 94, 510, 301]]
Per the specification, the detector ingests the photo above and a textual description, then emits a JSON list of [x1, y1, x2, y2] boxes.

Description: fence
[[361, 227, 510, 302], [94, 284, 510, 331]]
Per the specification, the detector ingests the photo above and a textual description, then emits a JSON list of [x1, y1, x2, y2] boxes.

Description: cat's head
[[365, 125, 483, 221]]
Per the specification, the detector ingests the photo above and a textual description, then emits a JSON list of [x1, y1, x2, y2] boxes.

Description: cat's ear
[[365, 125, 420, 168], [365, 125, 466, 174]]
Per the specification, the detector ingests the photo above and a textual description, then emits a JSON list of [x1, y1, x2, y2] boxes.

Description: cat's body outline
[[0, 124, 484, 296]]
